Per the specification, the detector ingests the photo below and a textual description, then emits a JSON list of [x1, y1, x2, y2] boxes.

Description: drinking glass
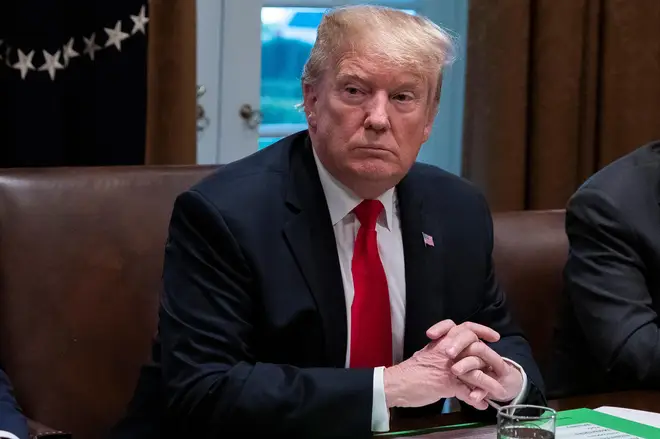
[[497, 405, 557, 439]]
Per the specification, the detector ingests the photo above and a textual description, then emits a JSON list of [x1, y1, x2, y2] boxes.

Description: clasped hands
[[383, 319, 523, 410]]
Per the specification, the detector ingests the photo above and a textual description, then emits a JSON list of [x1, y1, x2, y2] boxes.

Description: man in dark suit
[[112, 5, 545, 438], [550, 140, 660, 398], [0, 367, 28, 439]]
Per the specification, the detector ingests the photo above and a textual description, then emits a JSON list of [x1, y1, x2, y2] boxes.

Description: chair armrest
[[27, 419, 71, 439]]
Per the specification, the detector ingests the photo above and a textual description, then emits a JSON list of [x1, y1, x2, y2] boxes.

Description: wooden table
[[549, 390, 660, 412], [383, 390, 660, 437]]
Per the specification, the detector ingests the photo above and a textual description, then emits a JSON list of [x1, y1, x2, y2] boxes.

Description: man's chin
[[349, 162, 402, 183]]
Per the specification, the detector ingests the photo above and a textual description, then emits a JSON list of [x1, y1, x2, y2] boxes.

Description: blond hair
[[301, 5, 456, 105]]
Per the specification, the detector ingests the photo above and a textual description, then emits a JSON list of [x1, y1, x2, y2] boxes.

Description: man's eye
[[394, 94, 414, 102], [346, 87, 360, 94]]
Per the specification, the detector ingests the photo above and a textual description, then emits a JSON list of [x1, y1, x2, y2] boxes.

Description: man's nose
[[364, 92, 391, 131]]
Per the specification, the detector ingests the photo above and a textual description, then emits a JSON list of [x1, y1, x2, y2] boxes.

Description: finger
[[426, 319, 455, 340], [469, 387, 489, 401], [438, 323, 501, 357], [451, 355, 488, 376], [460, 322, 501, 343], [457, 369, 507, 399], [454, 382, 488, 410], [458, 342, 509, 376], [444, 330, 479, 359], [435, 324, 470, 351]]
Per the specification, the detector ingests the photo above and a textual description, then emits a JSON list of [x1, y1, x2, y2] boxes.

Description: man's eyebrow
[[335, 72, 369, 83], [393, 80, 424, 89]]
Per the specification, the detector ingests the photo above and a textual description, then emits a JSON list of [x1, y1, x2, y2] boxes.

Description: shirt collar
[[312, 146, 395, 229]]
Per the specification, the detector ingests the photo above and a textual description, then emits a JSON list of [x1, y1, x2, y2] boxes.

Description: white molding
[[195, 0, 224, 164], [216, 0, 264, 164]]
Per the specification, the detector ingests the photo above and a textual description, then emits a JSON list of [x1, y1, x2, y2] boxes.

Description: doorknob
[[239, 104, 263, 129], [196, 85, 210, 133]]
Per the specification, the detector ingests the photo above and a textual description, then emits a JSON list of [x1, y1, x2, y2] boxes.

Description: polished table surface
[[549, 390, 660, 412], [383, 390, 660, 437]]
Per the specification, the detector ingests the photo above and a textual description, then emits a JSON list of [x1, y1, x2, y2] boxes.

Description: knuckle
[[466, 321, 481, 331], [476, 357, 487, 369], [455, 325, 468, 336], [473, 369, 486, 383]]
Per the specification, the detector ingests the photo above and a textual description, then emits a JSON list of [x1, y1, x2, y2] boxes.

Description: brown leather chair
[[0, 165, 568, 438], [0, 166, 217, 439], [492, 210, 568, 379]]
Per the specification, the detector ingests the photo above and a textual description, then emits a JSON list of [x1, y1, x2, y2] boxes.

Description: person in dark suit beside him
[[550, 140, 660, 398], [0, 367, 28, 439], [111, 5, 545, 438]]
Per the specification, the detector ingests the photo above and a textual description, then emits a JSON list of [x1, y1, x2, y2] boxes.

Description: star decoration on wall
[[130, 6, 149, 35], [104, 20, 130, 51], [38, 49, 64, 80], [62, 37, 79, 66], [83, 33, 102, 61], [4, 44, 12, 66], [12, 49, 35, 79], [1, 5, 148, 80]]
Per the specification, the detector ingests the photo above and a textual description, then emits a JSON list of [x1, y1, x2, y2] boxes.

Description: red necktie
[[349, 199, 393, 368]]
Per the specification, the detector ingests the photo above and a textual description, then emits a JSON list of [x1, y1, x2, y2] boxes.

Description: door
[[197, 0, 468, 174]]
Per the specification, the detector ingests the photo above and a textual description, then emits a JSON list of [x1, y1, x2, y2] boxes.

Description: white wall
[[195, 0, 223, 164]]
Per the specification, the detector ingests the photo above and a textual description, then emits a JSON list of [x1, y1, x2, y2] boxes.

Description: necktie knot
[[353, 199, 383, 230]]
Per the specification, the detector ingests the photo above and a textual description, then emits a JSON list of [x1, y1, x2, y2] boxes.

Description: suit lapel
[[283, 137, 347, 367], [398, 170, 448, 359]]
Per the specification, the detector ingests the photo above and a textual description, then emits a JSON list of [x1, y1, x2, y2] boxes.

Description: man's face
[[304, 54, 438, 194]]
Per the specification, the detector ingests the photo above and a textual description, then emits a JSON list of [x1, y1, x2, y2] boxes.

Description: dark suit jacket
[[0, 367, 28, 439], [111, 131, 545, 439], [549, 140, 660, 398]]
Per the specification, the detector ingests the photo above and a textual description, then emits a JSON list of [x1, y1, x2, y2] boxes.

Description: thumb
[[426, 319, 455, 340]]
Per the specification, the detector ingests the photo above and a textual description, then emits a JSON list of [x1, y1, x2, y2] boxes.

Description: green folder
[[557, 408, 660, 438]]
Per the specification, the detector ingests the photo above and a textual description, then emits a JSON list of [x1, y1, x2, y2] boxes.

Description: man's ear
[[302, 82, 318, 129]]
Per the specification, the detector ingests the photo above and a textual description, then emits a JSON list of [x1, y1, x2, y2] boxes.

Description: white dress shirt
[[312, 149, 528, 432], [0, 431, 20, 439]]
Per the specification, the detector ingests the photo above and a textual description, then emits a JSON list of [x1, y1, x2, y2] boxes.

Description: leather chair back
[[0, 166, 217, 439], [492, 210, 568, 375]]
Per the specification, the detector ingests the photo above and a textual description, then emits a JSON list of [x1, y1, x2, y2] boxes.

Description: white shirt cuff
[[371, 366, 390, 432], [503, 357, 529, 405], [0, 430, 20, 439]]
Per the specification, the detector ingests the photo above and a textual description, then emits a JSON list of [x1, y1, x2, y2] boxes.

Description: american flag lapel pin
[[422, 232, 434, 247]]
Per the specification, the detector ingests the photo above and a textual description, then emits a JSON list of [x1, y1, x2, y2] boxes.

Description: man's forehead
[[333, 57, 425, 86]]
